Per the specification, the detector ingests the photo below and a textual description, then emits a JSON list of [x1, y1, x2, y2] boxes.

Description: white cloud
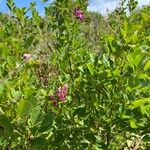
[[138, 0, 150, 7], [88, 0, 150, 15], [87, 0, 120, 15]]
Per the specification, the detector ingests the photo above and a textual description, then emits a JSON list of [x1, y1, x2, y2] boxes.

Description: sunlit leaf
[[130, 98, 150, 109]]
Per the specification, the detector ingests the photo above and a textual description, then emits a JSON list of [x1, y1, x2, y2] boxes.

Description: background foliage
[[0, 0, 150, 149]]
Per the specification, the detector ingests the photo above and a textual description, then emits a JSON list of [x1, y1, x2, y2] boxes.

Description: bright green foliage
[[0, 0, 150, 149]]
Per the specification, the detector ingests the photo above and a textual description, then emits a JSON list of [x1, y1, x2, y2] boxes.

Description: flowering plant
[[73, 8, 85, 21], [0, 0, 149, 149], [49, 84, 68, 106]]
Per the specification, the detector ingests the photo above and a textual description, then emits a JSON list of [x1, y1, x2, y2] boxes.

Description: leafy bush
[[0, 0, 150, 149]]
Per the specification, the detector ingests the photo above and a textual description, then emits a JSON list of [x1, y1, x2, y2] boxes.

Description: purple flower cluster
[[73, 8, 85, 21], [49, 84, 68, 107]]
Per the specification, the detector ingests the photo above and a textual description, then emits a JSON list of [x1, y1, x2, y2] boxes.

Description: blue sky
[[0, 0, 53, 15], [0, 0, 150, 15]]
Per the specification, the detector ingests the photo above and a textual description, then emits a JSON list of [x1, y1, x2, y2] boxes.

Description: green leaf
[[73, 106, 86, 118], [121, 115, 131, 119], [30, 107, 41, 125], [78, 66, 84, 73], [140, 105, 150, 117], [6, 0, 15, 11], [40, 89, 47, 96], [23, 87, 36, 98], [31, 137, 47, 150], [23, 36, 34, 49], [141, 12, 150, 23], [144, 61, 150, 71], [17, 100, 32, 116], [90, 53, 95, 64], [11, 89, 22, 100], [0, 115, 13, 137], [140, 45, 149, 52], [130, 119, 137, 128], [130, 97, 150, 109], [127, 50, 143, 67], [38, 112, 54, 132], [107, 35, 116, 52], [87, 63, 94, 75]]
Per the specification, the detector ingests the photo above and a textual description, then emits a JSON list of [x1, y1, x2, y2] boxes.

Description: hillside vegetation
[[0, 0, 150, 149]]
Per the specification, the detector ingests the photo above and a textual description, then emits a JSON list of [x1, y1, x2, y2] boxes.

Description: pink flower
[[23, 53, 31, 60], [56, 84, 68, 101], [49, 84, 68, 106], [73, 8, 85, 21]]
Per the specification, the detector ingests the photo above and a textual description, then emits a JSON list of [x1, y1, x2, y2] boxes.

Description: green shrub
[[0, 0, 149, 149]]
